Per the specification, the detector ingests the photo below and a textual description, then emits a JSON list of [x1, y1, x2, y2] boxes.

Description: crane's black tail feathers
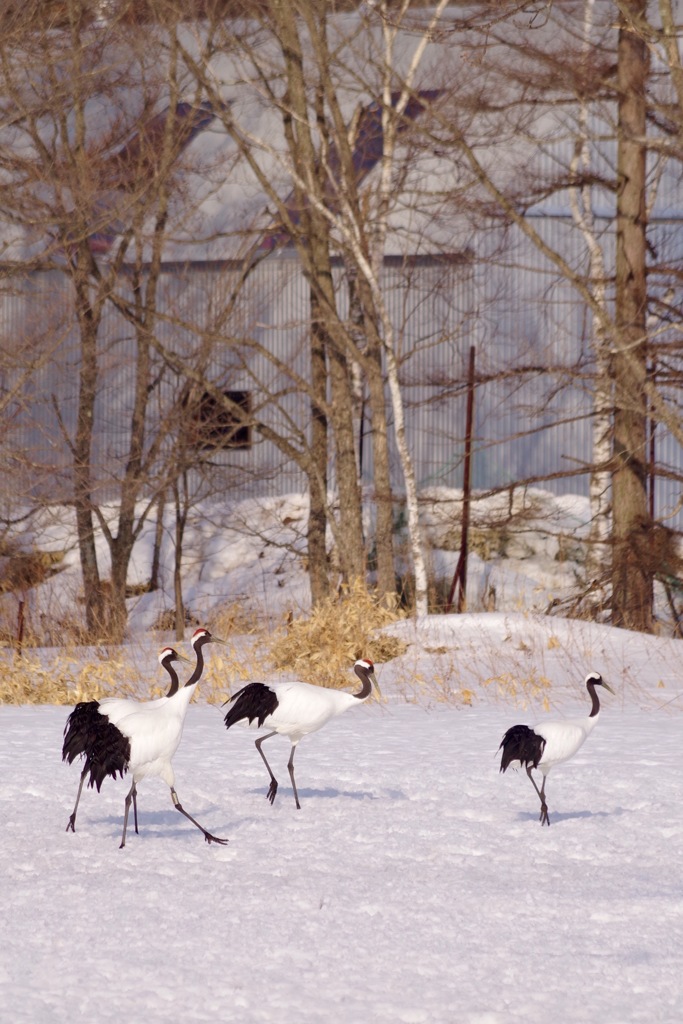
[[223, 682, 278, 730], [498, 724, 545, 773], [62, 701, 131, 791]]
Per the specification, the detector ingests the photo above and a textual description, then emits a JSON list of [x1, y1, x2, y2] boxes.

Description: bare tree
[[5, 0, 680, 639], [612, 0, 652, 630], [169, 7, 374, 604], [173, 0, 470, 616], [422, 0, 682, 632], [0, 0, 224, 639], [567, 0, 612, 593]]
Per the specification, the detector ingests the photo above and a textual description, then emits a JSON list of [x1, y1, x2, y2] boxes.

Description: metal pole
[[648, 356, 656, 522], [446, 345, 476, 613]]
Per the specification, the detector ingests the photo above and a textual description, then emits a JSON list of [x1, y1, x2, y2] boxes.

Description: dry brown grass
[[199, 641, 271, 704], [267, 578, 408, 688], [0, 582, 408, 705], [480, 669, 552, 710], [0, 640, 257, 708], [209, 601, 260, 639], [0, 649, 151, 705]]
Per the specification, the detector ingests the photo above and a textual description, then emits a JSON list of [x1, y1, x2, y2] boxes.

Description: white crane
[[498, 671, 615, 825], [63, 645, 189, 835], [222, 657, 381, 809], [62, 627, 228, 848]]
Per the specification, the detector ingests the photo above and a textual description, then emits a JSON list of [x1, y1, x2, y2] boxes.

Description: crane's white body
[[102, 684, 197, 786], [499, 671, 614, 826], [241, 680, 364, 745], [97, 691, 173, 723], [63, 630, 227, 847], [224, 658, 380, 808], [534, 714, 600, 774]]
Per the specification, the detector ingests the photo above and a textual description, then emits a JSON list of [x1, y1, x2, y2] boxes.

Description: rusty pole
[[446, 345, 475, 613]]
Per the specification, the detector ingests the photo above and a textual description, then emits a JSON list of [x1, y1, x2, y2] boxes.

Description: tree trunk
[[106, 278, 155, 642], [272, 0, 365, 602], [308, 312, 330, 605], [309, 274, 365, 586], [172, 475, 187, 642], [73, 283, 105, 636], [566, 0, 612, 598], [350, 272, 396, 604], [612, 0, 653, 631], [150, 488, 166, 592], [384, 325, 429, 618], [365, 348, 396, 604]]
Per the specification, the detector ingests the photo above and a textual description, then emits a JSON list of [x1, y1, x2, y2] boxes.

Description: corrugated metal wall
[[2, 233, 682, 527]]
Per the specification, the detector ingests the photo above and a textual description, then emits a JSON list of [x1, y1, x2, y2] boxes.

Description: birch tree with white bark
[[174, 0, 462, 616]]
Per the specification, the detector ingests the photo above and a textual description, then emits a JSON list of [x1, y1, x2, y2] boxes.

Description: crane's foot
[[171, 791, 228, 845], [539, 803, 550, 826], [266, 779, 278, 805], [65, 816, 76, 833], [203, 831, 229, 845]]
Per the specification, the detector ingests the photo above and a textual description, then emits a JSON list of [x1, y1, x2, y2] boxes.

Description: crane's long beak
[[176, 652, 193, 665], [370, 670, 382, 700], [602, 680, 616, 696]]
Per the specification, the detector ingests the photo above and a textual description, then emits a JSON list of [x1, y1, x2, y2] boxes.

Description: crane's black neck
[[587, 680, 601, 718], [353, 663, 373, 701], [186, 639, 209, 688], [159, 653, 181, 697], [165, 664, 180, 698]]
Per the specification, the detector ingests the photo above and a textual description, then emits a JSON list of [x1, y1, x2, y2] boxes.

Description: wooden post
[[648, 356, 656, 522], [446, 346, 476, 613], [17, 597, 25, 657]]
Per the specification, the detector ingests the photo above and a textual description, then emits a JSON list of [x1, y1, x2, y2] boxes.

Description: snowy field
[[1, 613, 683, 1024]]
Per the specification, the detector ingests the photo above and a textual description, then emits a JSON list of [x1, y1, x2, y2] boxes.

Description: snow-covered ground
[[2, 491, 682, 1022], [2, 611, 683, 1024], [11, 486, 679, 644]]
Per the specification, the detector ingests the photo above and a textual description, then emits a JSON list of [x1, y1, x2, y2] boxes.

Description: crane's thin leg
[[170, 788, 228, 845], [287, 745, 301, 810], [526, 766, 550, 826], [66, 767, 88, 832], [120, 781, 137, 848], [255, 731, 279, 805], [539, 776, 549, 826], [132, 785, 139, 835]]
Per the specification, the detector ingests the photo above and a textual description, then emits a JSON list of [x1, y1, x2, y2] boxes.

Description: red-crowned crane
[[62, 627, 228, 848], [498, 671, 615, 825], [222, 657, 381, 809], [62, 645, 190, 835]]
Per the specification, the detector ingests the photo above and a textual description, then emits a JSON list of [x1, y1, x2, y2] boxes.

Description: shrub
[[268, 578, 408, 688]]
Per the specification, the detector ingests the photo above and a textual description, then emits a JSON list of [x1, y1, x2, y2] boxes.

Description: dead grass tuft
[[210, 601, 260, 638], [480, 669, 552, 710], [268, 579, 408, 688], [0, 649, 148, 705], [200, 642, 273, 704]]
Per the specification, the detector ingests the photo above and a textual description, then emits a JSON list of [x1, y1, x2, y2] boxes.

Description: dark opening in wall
[[191, 389, 251, 450]]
